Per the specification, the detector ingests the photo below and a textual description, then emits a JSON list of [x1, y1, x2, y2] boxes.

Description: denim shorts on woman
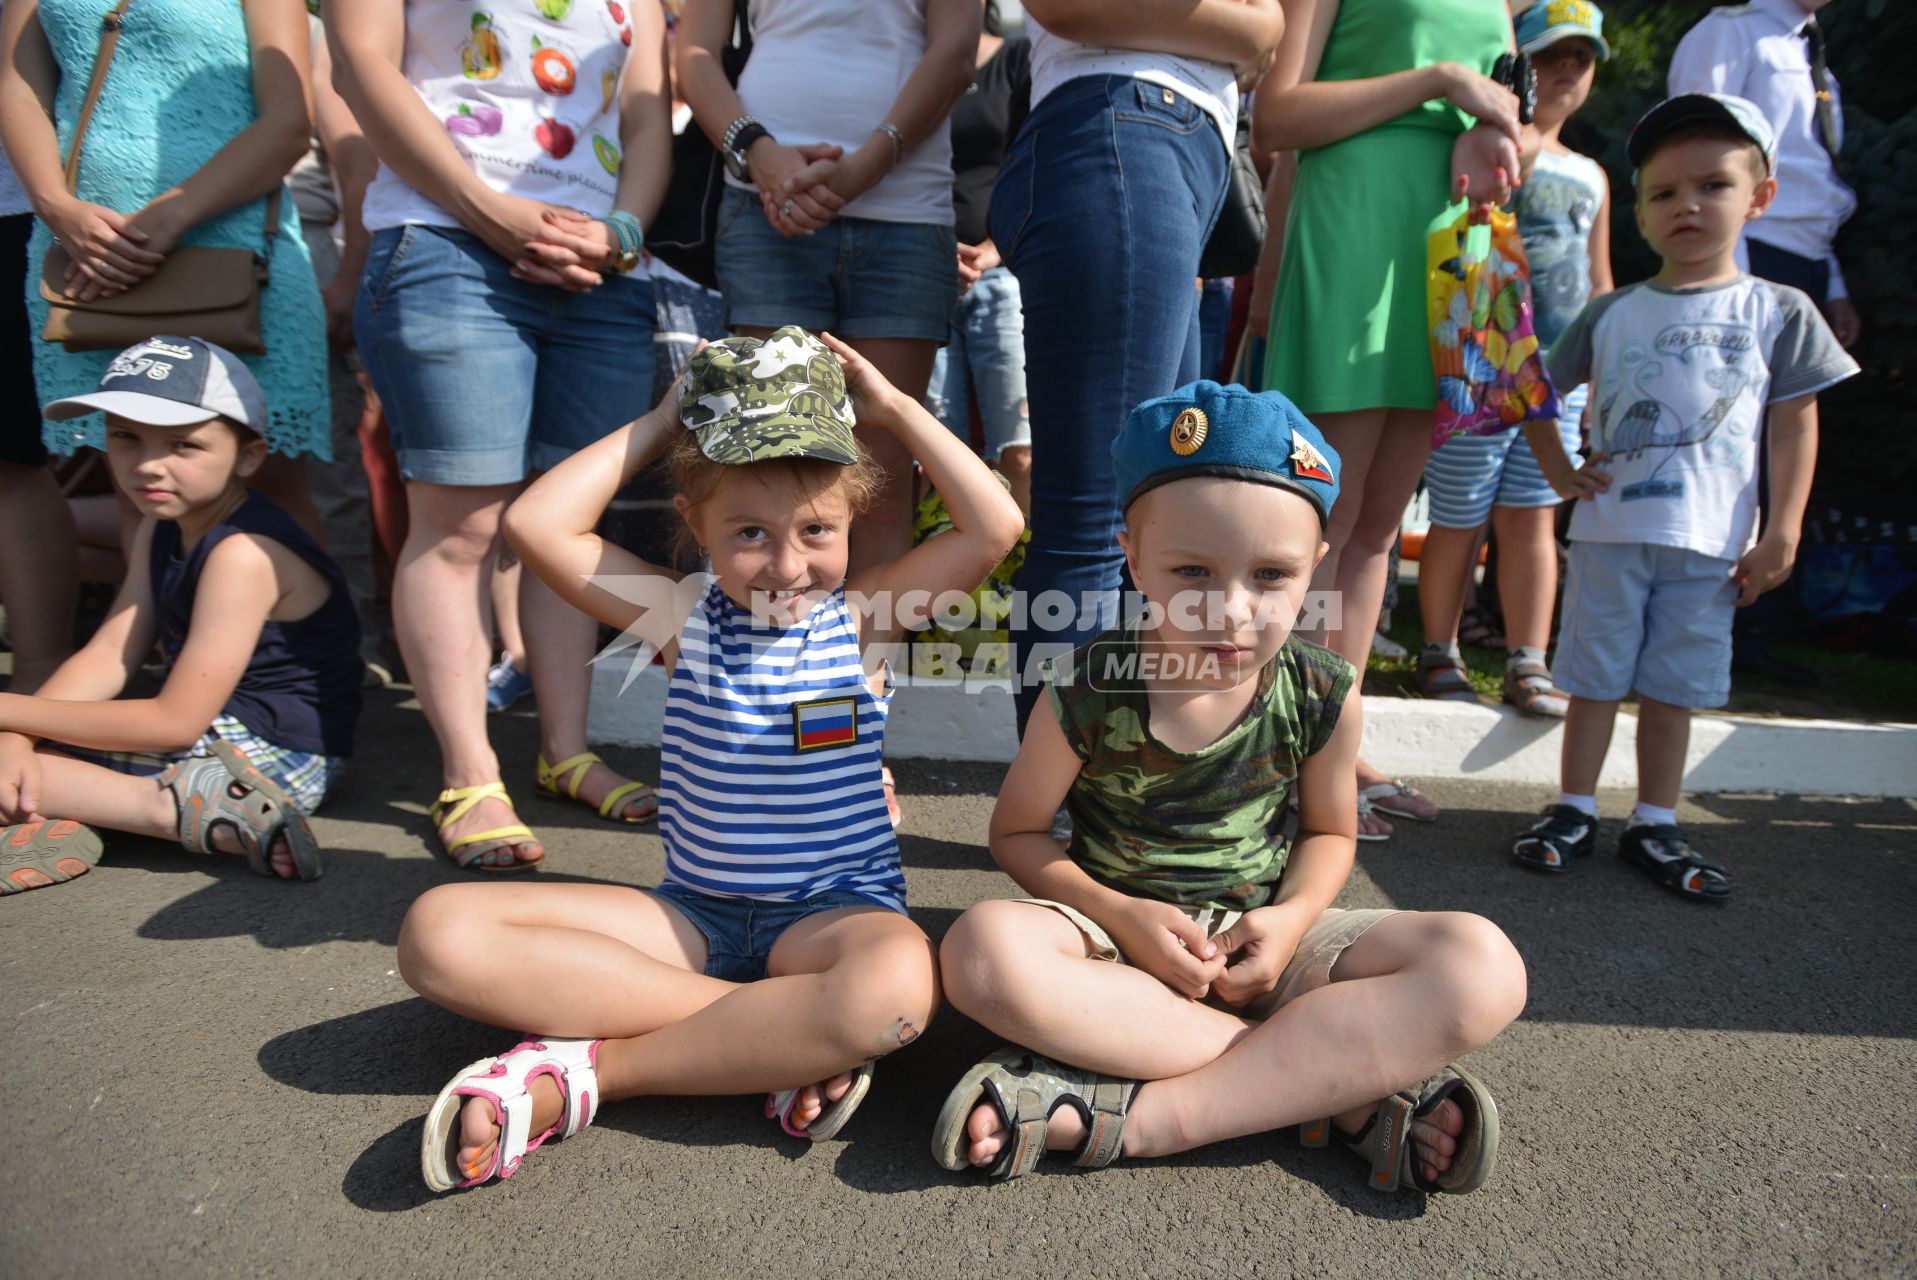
[[650, 882, 905, 983], [712, 188, 957, 341], [926, 266, 1031, 460], [355, 224, 658, 485], [1423, 384, 1587, 529]]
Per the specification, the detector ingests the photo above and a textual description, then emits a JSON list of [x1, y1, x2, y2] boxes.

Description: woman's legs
[[1309, 408, 1440, 829], [393, 479, 541, 867], [0, 462, 78, 692], [399, 885, 938, 1167], [843, 337, 938, 585]]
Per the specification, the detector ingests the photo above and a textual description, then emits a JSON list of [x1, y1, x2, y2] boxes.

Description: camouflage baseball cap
[[678, 326, 859, 467]]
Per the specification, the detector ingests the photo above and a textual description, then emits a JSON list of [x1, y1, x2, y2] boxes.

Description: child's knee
[[824, 932, 940, 1060], [396, 884, 484, 993], [1422, 912, 1528, 1044], [938, 899, 1045, 1015]]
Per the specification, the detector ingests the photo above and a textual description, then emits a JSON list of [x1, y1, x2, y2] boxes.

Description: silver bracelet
[[876, 122, 906, 168], [723, 115, 761, 153]]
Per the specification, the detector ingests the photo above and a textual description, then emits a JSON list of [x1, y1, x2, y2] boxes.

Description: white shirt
[[726, 0, 953, 224], [1547, 276, 1858, 561], [1668, 0, 1857, 297], [363, 0, 630, 232], [1026, 15, 1238, 151]]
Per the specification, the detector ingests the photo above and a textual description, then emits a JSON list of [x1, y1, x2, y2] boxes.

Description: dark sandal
[[1301, 1064, 1500, 1195], [1459, 605, 1507, 650], [0, 819, 104, 895], [931, 1046, 1138, 1178], [1512, 804, 1597, 872], [1415, 657, 1480, 702], [1619, 824, 1730, 903], [161, 742, 323, 881]]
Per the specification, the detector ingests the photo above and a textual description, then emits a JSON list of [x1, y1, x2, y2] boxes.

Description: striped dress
[[658, 580, 905, 910]]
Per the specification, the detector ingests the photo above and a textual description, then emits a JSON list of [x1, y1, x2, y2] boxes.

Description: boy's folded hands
[[1108, 898, 1227, 1000], [1209, 905, 1310, 1008]]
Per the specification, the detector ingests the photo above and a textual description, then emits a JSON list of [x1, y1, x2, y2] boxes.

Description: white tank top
[[363, 0, 632, 232], [1026, 15, 1237, 150], [723, 0, 953, 225]]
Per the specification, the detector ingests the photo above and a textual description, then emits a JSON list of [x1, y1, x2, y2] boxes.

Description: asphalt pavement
[[5, 686, 1914, 1278]]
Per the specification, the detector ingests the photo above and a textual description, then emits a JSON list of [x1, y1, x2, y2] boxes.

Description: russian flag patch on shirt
[[792, 696, 858, 752]]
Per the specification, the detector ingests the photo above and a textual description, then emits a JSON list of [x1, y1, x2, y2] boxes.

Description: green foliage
[[1566, 0, 1911, 510]]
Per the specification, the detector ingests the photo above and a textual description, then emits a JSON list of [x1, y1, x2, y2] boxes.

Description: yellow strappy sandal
[[534, 751, 658, 825], [430, 782, 543, 872]]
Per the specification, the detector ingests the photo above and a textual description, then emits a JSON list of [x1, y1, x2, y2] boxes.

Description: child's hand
[[1732, 536, 1798, 607], [1545, 453, 1610, 503], [1207, 905, 1309, 1008], [819, 331, 906, 426], [0, 734, 45, 821], [1108, 897, 1227, 1000]]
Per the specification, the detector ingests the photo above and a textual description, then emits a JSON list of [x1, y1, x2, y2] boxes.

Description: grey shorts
[[1554, 540, 1739, 708], [1018, 898, 1398, 1019]]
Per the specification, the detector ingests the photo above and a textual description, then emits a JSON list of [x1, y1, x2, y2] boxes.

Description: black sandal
[[1619, 824, 1730, 904], [1512, 804, 1597, 872]]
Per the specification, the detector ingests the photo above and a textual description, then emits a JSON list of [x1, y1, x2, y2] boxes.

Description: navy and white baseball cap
[[44, 335, 267, 430], [1627, 93, 1777, 174]]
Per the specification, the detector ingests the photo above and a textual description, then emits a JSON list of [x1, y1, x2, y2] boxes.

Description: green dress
[[1264, 0, 1509, 414]]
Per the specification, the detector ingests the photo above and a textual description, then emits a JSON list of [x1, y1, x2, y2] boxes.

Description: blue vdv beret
[[1112, 380, 1340, 524]]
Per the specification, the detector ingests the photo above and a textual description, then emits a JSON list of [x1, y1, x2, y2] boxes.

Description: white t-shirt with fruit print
[[363, 0, 633, 231]]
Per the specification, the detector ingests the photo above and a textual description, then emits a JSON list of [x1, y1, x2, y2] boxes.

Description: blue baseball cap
[[45, 335, 267, 430], [1627, 92, 1777, 174], [1112, 380, 1340, 525], [1517, 0, 1609, 60]]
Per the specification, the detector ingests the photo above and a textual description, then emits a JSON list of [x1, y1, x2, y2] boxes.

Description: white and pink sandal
[[765, 1062, 874, 1141], [420, 1037, 603, 1191]]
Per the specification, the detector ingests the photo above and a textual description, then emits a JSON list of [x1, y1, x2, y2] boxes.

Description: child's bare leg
[[943, 904, 1525, 1182], [1561, 694, 1620, 796], [1633, 696, 1690, 811], [27, 752, 301, 877], [399, 888, 938, 1170]]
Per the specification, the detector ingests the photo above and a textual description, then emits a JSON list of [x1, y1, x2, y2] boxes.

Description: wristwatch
[[723, 116, 772, 182]]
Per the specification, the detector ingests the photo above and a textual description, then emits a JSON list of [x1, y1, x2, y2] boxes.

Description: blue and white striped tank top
[[658, 580, 905, 910]]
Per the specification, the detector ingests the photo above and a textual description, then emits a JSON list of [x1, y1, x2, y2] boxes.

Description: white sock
[[1508, 645, 1547, 669], [1557, 792, 1598, 818], [1422, 639, 1462, 664], [1628, 802, 1677, 829]]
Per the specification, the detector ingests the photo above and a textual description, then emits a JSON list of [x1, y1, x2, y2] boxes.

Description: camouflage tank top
[[1044, 627, 1355, 909]]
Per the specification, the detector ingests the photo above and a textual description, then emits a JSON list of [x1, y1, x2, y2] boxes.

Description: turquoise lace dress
[[28, 0, 328, 458]]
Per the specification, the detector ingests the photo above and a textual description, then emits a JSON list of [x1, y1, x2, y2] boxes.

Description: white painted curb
[[588, 664, 1917, 798]]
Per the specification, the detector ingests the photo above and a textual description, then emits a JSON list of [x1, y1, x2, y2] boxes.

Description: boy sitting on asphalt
[[0, 336, 361, 893], [1512, 95, 1858, 903], [932, 380, 1527, 1193]]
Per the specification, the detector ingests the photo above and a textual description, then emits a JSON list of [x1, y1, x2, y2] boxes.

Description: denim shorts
[[650, 882, 904, 983], [1554, 540, 1739, 708], [926, 266, 1031, 461], [1423, 384, 1587, 529], [355, 224, 658, 486], [712, 188, 957, 341]]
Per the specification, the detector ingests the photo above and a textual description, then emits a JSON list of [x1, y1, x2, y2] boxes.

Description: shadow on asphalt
[[1361, 792, 1917, 1040]]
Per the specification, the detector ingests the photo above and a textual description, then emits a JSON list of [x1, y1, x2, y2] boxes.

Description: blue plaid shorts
[[51, 714, 345, 815]]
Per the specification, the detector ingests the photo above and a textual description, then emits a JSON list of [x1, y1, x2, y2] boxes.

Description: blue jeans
[[988, 75, 1229, 725], [355, 225, 657, 485], [925, 266, 1031, 461]]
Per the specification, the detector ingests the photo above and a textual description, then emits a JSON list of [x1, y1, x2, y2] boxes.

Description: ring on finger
[[782, 198, 795, 217]]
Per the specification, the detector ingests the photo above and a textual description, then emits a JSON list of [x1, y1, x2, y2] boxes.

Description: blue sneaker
[[485, 655, 534, 712]]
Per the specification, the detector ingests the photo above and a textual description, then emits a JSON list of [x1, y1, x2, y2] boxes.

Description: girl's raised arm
[[829, 333, 1025, 638]]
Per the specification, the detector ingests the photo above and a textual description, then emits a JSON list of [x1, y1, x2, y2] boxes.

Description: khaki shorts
[[1016, 899, 1399, 1019]]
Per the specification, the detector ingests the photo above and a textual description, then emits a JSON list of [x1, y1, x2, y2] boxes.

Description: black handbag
[[1197, 108, 1265, 280], [645, 0, 752, 288]]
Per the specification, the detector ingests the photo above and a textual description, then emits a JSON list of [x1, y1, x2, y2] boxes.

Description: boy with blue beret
[[932, 381, 1527, 1193]]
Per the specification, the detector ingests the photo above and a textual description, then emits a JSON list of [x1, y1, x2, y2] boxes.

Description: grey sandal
[[1300, 1064, 1500, 1195], [932, 1046, 1138, 1179], [1503, 657, 1569, 718], [161, 741, 322, 881]]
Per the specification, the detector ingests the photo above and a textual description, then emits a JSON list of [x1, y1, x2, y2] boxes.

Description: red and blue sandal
[[766, 1061, 874, 1140], [421, 1037, 603, 1191], [0, 819, 103, 895]]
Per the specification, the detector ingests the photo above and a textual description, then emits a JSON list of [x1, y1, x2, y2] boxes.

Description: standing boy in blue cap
[[931, 381, 1527, 1194], [1513, 95, 1858, 902]]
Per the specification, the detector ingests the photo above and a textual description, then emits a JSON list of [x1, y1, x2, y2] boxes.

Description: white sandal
[[766, 1062, 874, 1140], [1359, 779, 1437, 823], [1354, 791, 1392, 843], [421, 1037, 602, 1191]]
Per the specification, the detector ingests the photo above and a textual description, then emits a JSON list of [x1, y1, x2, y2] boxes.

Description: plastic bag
[[1426, 207, 1560, 449]]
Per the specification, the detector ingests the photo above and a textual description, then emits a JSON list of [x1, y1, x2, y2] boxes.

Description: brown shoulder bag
[[39, 0, 277, 354]]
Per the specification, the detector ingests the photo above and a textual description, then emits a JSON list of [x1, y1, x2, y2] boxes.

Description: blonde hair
[[667, 433, 886, 565]]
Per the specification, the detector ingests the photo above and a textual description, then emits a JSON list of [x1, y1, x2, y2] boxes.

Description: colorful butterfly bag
[[1426, 208, 1560, 449]]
